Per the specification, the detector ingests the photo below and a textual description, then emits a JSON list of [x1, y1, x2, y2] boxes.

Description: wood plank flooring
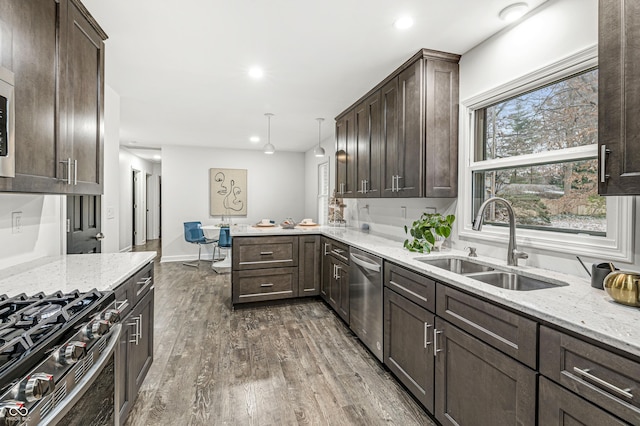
[[127, 240, 434, 426]]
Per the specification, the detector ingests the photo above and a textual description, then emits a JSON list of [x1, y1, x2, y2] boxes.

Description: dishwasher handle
[[350, 253, 381, 272]]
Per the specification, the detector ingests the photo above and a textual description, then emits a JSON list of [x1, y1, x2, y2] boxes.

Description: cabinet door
[[384, 288, 435, 412], [298, 235, 320, 296], [599, 0, 640, 195], [328, 258, 341, 313], [425, 59, 458, 198], [336, 110, 356, 197], [396, 59, 424, 198], [59, 0, 106, 195], [337, 260, 349, 323], [117, 317, 134, 424], [434, 318, 536, 426], [539, 377, 627, 426], [355, 91, 382, 198], [320, 239, 331, 302], [381, 78, 399, 196], [130, 288, 154, 393], [0, 0, 62, 193]]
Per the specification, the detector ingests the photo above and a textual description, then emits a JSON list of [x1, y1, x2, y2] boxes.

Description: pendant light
[[263, 113, 275, 154], [314, 118, 326, 158]]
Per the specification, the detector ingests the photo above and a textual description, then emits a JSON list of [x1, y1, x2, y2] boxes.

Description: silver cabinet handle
[[573, 367, 633, 399], [138, 313, 143, 340], [59, 158, 72, 184], [335, 265, 341, 279], [424, 323, 432, 349], [73, 159, 78, 185], [392, 175, 396, 192], [396, 175, 403, 191], [324, 243, 330, 255], [600, 144, 611, 183], [115, 299, 129, 312], [137, 277, 152, 287], [260, 251, 274, 255], [433, 329, 443, 357], [128, 316, 140, 345], [260, 283, 274, 288]]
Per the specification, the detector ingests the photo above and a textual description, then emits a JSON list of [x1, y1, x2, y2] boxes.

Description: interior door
[[67, 194, 102, 253]]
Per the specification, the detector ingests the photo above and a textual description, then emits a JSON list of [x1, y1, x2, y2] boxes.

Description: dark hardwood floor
[[126, 240, 434, 426]]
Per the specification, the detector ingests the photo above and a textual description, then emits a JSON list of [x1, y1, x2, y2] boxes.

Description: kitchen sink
[[465, 271, 568, 291], [416, 257, 495, 274]]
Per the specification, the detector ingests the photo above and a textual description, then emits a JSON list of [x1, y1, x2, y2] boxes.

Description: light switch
[[106, 207, 115, 219]]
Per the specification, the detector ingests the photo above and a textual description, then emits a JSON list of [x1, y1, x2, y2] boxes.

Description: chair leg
[[183, 243, 201, 268]]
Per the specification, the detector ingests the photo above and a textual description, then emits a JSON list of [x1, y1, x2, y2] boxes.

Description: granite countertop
[[232, 224, 640, 359], [0, 252, 157, 296]]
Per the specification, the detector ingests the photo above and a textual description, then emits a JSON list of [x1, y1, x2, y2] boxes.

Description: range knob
[[84, 319, 110, 339], [101, 309, 120, 325], [55, 341, 86, 365], [0, 400, 28, 426], [24, 373, 54, 402]]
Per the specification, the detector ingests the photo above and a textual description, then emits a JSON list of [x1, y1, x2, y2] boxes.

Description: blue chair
[[214, 227, 232, 261], [183, 221, 218, 267]]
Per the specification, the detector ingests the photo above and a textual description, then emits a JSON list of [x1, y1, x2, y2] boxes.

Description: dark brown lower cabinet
[[327, 256, 349, 323], [384, 288, 434, 412], [298, 235, 320, 296], [434, 318, 536, 426], [117, 286, 154, 425], [539, 377, 627, 425]]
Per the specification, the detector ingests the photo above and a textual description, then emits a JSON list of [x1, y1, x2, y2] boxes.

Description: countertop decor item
[[404, 212, 455, 253], [604, 270, 640, 306]]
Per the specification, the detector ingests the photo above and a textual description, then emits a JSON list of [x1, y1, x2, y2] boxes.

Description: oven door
[[39, 324, 122, 426]]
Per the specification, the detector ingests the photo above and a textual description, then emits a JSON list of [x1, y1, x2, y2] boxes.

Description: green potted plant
[[404, 213, 456, 253]]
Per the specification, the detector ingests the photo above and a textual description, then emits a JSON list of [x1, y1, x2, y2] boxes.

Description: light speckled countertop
[[0, 252, 157, 296], [232, 224, 640, 359]]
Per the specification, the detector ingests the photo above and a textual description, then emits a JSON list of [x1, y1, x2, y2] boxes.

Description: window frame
[[317, 161, 329, 225], [458, 45, 634, 262]]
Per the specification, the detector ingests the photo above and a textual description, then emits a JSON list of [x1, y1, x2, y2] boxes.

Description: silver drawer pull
[[573, 367, 633, 400], [260, 283, 274, 287], [260, 251, 274, 255], [115, 299, 129, 312], [137, 277, 152, 286]]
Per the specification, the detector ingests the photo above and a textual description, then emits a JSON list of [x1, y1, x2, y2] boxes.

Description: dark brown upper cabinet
[[336, 109, 356, 197], [354, 91, 382, 198], [0, 0, 106, 195], [598, 0, 640, 195], [336, 49, 460, 199]]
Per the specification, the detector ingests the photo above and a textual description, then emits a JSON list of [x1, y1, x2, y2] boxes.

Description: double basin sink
[[416, 257, 568, 291]]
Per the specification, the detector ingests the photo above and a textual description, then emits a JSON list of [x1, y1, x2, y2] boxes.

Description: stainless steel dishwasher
[[349, 247, 383, 362]]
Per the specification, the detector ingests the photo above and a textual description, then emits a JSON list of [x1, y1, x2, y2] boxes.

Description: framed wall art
[[210, 168, 247, 216]]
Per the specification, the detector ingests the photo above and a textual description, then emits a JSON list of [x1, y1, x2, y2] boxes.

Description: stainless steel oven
[[0, 290, 123, 426], [0, 66, 14, 178]]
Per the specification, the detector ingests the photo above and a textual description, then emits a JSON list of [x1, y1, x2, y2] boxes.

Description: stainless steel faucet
[[472, 197, 528, 266]]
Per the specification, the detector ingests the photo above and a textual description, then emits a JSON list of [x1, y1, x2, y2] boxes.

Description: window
[[460, 46, 633, 261], [473, 69, 604, 235], [317, 162, 329, 225]]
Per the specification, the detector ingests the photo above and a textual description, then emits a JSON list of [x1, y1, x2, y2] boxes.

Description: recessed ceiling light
[[498, 2, 529, 22], [249, 136, 260, 143], [248, 66, 264, 79], [394, 16, 414, 30], [153, 155, 161, 160]]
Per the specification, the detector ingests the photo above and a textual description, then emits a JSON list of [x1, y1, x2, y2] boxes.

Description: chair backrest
[[218, 227, 232, 248], [183, 221, 205, 243]]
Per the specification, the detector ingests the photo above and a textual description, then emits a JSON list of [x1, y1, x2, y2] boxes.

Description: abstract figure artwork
[[210, 168, 247, 216]]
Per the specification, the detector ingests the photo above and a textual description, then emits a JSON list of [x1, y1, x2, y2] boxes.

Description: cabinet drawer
[[114, 277, 134, 318], [539, 376, 627, 425], [436, 284, 537, 368], [384, 262, 435, 312], [132, 262, 154, 300], [233, 236, 298, 270], [540, 326, 640, 424], [232, 268, 298, 304]]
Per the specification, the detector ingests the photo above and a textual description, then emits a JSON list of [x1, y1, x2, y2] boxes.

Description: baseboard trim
[[120, 246, 132, 253]]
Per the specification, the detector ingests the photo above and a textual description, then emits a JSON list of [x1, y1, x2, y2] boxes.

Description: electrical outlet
[[106, 207, 115, 219], [401, 206, 406, 219], [12, 211, 22, 234]]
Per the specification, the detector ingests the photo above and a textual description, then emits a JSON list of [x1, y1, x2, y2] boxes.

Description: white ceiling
[[83, 0, 547, 154]]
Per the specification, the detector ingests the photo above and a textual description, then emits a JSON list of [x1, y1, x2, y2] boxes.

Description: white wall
[[304, 136, 335, 220], [101, 85, 121, 253], [119, 149, 156, 252], [0, 194, 63, 270], [162, 145, 305, 262]]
